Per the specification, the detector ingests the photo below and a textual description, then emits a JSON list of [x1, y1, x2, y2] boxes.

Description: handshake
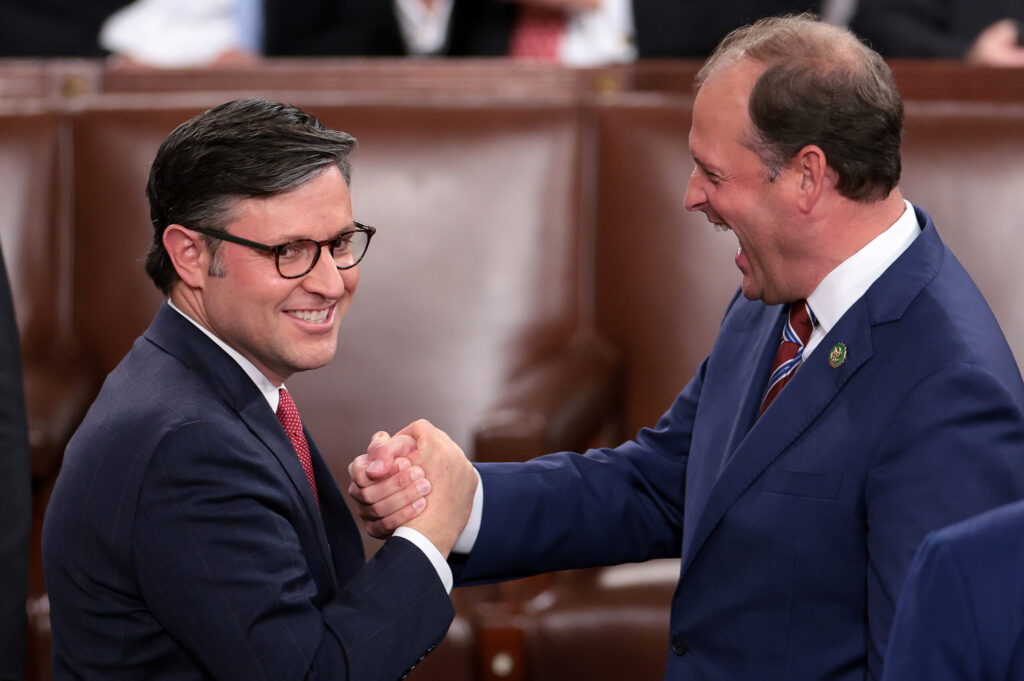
[[348, 419, 478, 558]]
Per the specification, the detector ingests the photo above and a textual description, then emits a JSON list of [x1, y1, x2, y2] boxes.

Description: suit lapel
[[680, 302, 782, 557], [145, 304, 334, 571], [680, 302, 875, 576], [678, 205, 942, 578], [238, 398, 333, 557]]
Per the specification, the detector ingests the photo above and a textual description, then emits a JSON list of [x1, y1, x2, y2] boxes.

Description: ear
[[162, 225, 209, 289], [791, 144, 829, 214]]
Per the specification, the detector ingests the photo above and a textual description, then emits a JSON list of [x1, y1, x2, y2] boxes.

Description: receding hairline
[[695, 16, 869, 90]]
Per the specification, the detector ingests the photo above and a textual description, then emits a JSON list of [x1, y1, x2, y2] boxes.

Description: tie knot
[[277, 387, 297, 418], [787, 300, 816, 346]]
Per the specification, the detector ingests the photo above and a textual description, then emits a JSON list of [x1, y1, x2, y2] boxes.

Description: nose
[[684, 166, 706, 213], [302, 244, 347, 298]]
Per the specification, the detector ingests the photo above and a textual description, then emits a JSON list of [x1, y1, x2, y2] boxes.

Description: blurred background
[[4, 0, 1024, 679]]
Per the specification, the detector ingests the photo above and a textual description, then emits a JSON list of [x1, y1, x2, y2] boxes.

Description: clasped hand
[[348, 419, 476, 557]]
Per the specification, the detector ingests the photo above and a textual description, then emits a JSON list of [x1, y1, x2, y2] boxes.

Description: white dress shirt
[[805, 200, 920, 359]]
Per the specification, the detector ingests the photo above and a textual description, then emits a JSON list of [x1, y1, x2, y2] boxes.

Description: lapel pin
[[829, 342, 847, 368]]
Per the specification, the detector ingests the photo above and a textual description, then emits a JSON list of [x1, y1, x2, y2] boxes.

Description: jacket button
[[671, 635, 688, 656]]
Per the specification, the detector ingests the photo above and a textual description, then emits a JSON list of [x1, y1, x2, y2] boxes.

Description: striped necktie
[[759, 300, 816, 417]]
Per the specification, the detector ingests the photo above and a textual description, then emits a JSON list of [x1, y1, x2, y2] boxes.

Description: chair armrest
[[473, 336, 623, 463]]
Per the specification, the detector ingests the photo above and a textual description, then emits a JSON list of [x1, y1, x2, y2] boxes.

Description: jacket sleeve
[[451, 357, 706, 584], [134, 419, 453, 681]]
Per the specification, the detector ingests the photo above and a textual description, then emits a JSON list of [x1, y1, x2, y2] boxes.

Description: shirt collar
[[167, 299, 282, 412], [804, 200, 920, 357]]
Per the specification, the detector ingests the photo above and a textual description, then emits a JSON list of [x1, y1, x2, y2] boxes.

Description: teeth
[[737, 246, 743, 255], [292, 309, 329, 323]]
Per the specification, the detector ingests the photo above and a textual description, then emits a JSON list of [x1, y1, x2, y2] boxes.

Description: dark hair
[[697, 15, 903, 202], [145, 98, 358, 294]]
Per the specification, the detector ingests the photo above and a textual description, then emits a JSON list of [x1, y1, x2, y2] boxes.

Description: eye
[[276, 242, 307, 263], [331, 232, 355, 254], [703, 169, 721, 185]]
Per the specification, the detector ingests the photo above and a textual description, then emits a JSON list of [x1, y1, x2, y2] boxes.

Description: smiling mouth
[[290, 307, 332, 324]]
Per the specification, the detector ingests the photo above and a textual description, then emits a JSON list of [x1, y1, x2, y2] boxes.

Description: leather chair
[[595, 94, 739, 436], [0, 106, 101, 681], [98, 58, 601, 98], [899, 100, 1024, 373], [462, 94, 743, 681]]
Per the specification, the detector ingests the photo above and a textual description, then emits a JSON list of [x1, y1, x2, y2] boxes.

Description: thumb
[[366, 431, 394, 479]]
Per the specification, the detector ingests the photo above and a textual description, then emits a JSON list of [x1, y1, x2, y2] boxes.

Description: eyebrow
[[275, 223, 358, 244], [692, 156, 720, 177]]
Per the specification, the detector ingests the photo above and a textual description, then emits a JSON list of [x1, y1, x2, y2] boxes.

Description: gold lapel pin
[[829, 342, 848, 368]]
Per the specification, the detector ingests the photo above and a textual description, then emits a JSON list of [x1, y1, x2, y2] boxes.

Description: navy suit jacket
[[882, 499, 1024, 681], [452, 207, 1024, 680], [43, 304, 452, 680]]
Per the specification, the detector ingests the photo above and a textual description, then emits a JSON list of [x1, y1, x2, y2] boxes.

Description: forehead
[[689, 59, 764, 161], [227, 166, 352, 240]]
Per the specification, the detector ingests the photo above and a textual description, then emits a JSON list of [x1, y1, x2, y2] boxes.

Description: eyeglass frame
[[190, 222, 376, 279]]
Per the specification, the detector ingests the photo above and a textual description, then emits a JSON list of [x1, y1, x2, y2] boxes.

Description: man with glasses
[[42, 98, 476, 680]]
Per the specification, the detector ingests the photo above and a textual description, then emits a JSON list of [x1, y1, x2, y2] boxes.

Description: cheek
[[341, 268, 360, 295]]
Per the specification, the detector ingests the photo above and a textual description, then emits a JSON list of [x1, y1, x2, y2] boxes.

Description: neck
[[169, 286, 211, 332], [794, 189, 907, 299]]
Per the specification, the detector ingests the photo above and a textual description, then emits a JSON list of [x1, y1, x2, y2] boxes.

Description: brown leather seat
[[0, 106, 98, 681], [900, 100, 1024, 373], [595, 94, 740, 436], [463, 95, 743, 681]]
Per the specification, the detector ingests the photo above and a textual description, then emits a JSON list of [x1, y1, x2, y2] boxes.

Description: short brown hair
[[697, 15, 903, 202], [145, 99, 357, 295]]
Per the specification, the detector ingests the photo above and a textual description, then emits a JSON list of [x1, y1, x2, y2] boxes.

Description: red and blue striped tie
[[759, 300, 816, 417]]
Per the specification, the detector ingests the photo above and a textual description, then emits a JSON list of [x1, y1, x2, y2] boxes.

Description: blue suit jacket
[[43, 305, 452, 680], [882, 499, 1024, 681], [452, 207, 1024, 680]]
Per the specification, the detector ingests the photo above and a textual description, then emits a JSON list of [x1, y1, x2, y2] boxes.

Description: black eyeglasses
[[192, 222, 376, 279]]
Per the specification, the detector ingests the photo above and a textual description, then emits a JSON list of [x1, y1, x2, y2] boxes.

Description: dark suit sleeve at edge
[[880, 534, 980, 681], [0, 243, 30, 681]]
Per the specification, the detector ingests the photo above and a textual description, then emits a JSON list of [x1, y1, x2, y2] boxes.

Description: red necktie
[[759, 300, 816, 417], [509, 5, 567, 61], [277, 388, 319, 505]]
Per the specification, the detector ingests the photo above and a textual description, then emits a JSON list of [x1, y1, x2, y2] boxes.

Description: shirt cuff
[[393, 527, 453, 593], [452, 468, 483, 555]]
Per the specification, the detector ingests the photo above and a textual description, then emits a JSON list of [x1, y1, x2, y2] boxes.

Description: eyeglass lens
[[276, 230, 370, 277]]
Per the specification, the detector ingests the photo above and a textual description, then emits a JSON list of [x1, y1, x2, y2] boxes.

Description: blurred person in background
[[453, 0, 826, 64], [0, 0, 129, 56], [852, 0, 1024, 66], [97, 0, 826, 67]]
